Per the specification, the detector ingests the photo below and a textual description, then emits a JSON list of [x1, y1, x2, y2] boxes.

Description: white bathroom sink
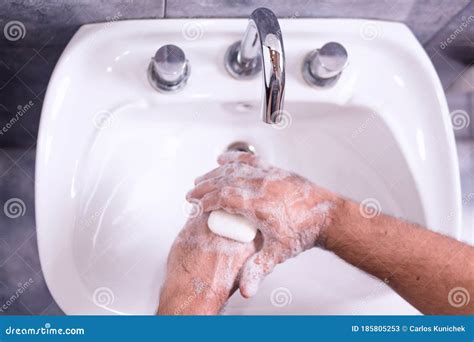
[[36, 18, 461, 315]]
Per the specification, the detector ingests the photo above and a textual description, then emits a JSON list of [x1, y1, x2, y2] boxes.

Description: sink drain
[[226, 141, 256, 154]]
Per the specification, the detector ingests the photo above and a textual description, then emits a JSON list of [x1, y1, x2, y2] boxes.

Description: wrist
[[158, 276, 224, 315], [314, 190, 347, 250]]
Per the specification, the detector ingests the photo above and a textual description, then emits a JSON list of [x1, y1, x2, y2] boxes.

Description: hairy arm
[[324, 199, 474, 315], [187, 151, 474, 315], [157, 214, 258, 315]]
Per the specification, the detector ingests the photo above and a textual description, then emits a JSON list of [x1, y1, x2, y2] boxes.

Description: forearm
[[156, 214, 256, 315], [157, 276, 225, 315], [324, 198, 474, 315], [157, 255, 242, 315]]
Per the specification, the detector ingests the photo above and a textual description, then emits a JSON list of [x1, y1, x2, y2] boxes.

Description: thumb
[[239, 243, 285, 298]]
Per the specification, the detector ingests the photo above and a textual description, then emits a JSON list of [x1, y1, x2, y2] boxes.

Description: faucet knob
[[148, 44, 190, 92], [303, 42, 348, 88], [224, 41, 262, 79]]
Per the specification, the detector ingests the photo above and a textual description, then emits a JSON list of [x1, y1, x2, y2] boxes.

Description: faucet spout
[[224, 8, 286, 124]]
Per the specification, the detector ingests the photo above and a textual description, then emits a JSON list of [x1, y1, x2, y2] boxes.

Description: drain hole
[[226, 141, 256, 154]]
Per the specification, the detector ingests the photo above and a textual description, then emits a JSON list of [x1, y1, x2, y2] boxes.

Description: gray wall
[[0, 0, 473, 146], [0, 0, 473, 315]]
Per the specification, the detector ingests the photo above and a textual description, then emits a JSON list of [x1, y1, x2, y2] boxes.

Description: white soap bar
[[207, 210, 257, 243]]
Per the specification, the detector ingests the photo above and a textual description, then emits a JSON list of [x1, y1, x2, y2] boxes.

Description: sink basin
[[36, 18, 461, 315]]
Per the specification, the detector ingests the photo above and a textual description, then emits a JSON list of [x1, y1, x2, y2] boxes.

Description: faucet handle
[[224, 8, 282, 80], [148, 44, 190, 93], [224, 40, 262, 79], [303, 42, 348, 88]]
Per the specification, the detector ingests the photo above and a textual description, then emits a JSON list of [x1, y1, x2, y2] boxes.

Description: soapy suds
[[192, 277, 208, 295], [188, 151, 337, 297], [170, 212, 258, 305], [240, 255, 264, 297], [212, 257, 235, 296], [173, 277, 209, 315]]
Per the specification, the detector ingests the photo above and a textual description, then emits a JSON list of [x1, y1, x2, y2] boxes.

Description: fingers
[[187, 178, 221, 200], [195, 166, 226, 185], [195, 160, 259, 186], [194, 163, 237, 185], [218, 151, 262, 167], [239, 243, 286, 298], [194, 151, 266, 187], [199, 187, 248, 214], [194, 151, 259, 185]]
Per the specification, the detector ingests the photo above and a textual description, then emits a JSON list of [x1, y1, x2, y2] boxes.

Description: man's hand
[[186, 151, 342, 297], [188, 151, 474, 315], [157, 213, 259, 315]]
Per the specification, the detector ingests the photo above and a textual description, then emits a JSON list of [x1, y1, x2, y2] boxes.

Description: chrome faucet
[[224, 8, 285, 124]]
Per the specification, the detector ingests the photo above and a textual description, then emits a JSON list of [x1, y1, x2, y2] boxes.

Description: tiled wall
[[424, 0, 474, 139], [0, 0, 472, 315], [0, 0, 165, 147], [166, 0, 468, 43], [0, 0, 472, 146]]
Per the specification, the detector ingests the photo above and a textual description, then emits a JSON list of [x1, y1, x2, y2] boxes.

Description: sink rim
[[35, 17, 461, 315]]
